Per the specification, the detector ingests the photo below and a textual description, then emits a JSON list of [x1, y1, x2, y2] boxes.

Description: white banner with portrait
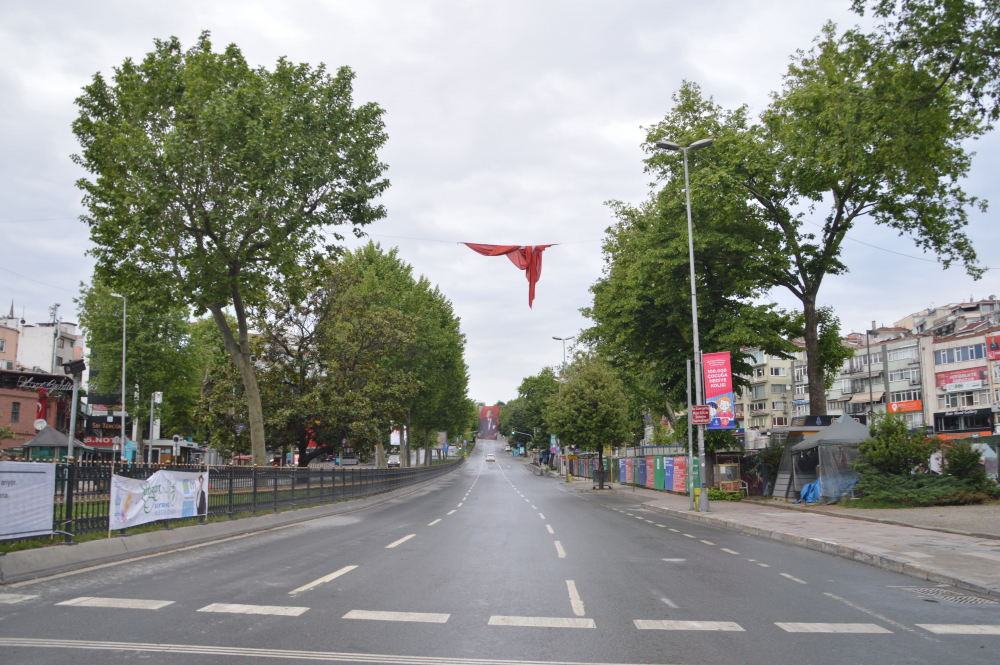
[[109, 470, 209, 530]]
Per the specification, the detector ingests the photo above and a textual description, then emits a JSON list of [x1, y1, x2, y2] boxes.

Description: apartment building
[[922, 323, 998, 439], [735, 348, 796, 439]]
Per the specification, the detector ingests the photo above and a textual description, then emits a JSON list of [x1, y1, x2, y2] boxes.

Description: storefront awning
[[850, 391, 884, 404]]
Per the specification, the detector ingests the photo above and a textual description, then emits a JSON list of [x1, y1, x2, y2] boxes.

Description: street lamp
[[110, 293, 127, 464], [652, 137, 714, 513], [552, 336, 575, 373]]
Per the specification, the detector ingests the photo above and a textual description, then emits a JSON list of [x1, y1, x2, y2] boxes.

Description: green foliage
[[0, 425, 15, 443], [858, 412, 940, 476], [853, 473, 998, 507], [545, 356, 630, 454], [944, 440, 989, 484], [73, 33, 389, 464], [707, 487, 742, 502], [790, 307, 855, 391], [669, 415, 743, 454], [762, 438, 785, 481]]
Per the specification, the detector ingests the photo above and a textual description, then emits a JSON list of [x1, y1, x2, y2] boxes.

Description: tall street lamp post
[[552, 335, 575, 477], [653, 137, 713, 512], [110, 293, 127, 463]]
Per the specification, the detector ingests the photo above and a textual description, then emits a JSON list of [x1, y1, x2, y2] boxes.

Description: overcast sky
[[2, 1, 999, 405]]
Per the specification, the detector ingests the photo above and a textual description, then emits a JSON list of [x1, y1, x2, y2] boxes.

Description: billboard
[[888, 400, 922, 413], [0, 461, 56, 539], [478, 406, 500, 440], [936, 367, 988, 392], [989, 336, 1000, 361], [702, 352, 735, 429], [109, 469, 209, 529]]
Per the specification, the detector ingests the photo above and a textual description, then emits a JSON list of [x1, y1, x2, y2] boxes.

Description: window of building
[[771, 384, 787, 394], [890, 389, 921, 403], [752, 367, 765, 379], [57, 338, 65, 348], [889, 368, 920, 383], [793, 404, 808, 416], [935, 344, 986, 365], [771, 401, 786, 411], [904, 412, 924, 428], [748, 350, 766, 365], [10, 402, 19, 422], [938, 390, 991, 409], [0, 339, 5, 352], [887, 346, 919, 362], [749, 417, 766, 428], [827, 400, 845, 411], [770, 366, 787, 377], [750, 384, 766, 400], [749, 401, 766, 412], [795, 384, 807, 396], [794, 366, 807, 383], [853, 352, 883, 370], [773, 417, 788, 426], [937, 412, 991, 431]]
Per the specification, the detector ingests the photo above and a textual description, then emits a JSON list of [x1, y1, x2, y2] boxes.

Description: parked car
[[340, 455, 360, 466], [387, 454, 401, 468]]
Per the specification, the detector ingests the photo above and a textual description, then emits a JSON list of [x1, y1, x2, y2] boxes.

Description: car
[[339, 455, 359, 466], [387, 454, 400, 468], [504, 446, 511, 452], [485, 453, 496, 462]]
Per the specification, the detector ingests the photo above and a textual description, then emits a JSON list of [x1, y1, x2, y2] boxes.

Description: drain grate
[[895, 587, 998, 605]]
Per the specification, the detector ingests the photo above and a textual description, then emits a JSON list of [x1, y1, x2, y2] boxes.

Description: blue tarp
[[797, 480, 822, 504]]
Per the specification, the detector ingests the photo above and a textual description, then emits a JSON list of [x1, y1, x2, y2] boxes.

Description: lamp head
[[654, 140, 682, 151], [688, 138, 715, 150]]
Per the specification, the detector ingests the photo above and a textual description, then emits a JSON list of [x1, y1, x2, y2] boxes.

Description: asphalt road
[[1, 441, 997, 665]]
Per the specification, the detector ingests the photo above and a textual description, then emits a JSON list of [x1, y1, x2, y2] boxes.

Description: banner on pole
[[702, 352, 736, 430], [478, 406, 500, 440], [109, 469, 209, 530], [0, 461, 56, 539]]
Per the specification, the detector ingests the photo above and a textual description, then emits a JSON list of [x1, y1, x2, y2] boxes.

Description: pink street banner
[[703, 352, 735, 430], [672, 456, 687, 492]]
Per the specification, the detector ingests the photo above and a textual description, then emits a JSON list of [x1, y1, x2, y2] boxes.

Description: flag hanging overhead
[[463, 244, 553, 307]]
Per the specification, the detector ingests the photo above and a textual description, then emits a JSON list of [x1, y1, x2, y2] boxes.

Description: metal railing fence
[[35, 460, 461, 543]]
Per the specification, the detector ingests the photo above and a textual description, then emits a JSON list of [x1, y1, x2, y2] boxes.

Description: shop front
[[934, 407, 994, 438]]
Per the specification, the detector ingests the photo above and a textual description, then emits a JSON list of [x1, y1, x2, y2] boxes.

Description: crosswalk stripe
[[289, 565, 358, 595], [776, 623, 892, 633], [343, 610, 449, 623], [489, 616, 595, 628], [0, 594, 37, 604], [634, 620, 743, 631], [386, 534, 416, 549], [56, 597, 173, 610], [198, 603, 308, 616], [917, 624, 1000, 635]]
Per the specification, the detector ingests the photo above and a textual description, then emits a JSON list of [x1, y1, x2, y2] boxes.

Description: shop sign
[[936, 367, 988, 391], [942, 407, 991, 417], [888, 400, 922, 413], [14, 376, 74, 392]]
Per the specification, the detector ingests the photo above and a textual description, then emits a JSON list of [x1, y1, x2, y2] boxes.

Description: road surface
[[0, 441, 997, 664]]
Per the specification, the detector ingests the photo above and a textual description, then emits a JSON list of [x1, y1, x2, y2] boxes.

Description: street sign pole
[[687, 359, 694, 511]]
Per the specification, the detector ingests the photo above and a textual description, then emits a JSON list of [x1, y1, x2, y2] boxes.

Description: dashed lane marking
[[566, 581, 585, 617], [655, 524, 666, 528], [447, 510, 457, 515], [531, 505, 537, 509], [488, 616, 595, 628], [683, 534, 694, 539], [700, 540, 715, 545], [644, 520, 654, 523], [780, 573, 807, 584], [554, 541, 566, 558], [343, 610, 450, 623], [289, 565, 358, 595], [385, 534, 416, 549], [634, 620, 744, 631], [198, 603, 308, 616], [917, 624, 1000, 635], [660, 598, 679, 608], [428, 519, 442, 526], [757, 563, 769, 568], [56, 597, 173, 610], [0, 594, 37, 604], [457, 503, 463, 507], [539, 513, 545, 519], [546, 525, 554, 534], [720, 548, 739, 555], [662, 558, 686, 562], [668, 528, 679, 533], [776, 623, 892, 633]]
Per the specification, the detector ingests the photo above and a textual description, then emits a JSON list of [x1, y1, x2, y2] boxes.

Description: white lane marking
[[447, 510, 457, 515], [662, 558, 686, 562], [776, 623, 892, 633], [0, 594, 38, 604], [457, 503, 463, 507], [538, 513, 545, 519], [917, 624, 1000, 635], [554, 541, 566, 558], [757, 563, 769, 567], [566, 581, 585, 616], [56, 597, 173, 610], [668, 528, 679, 533], [428, 519, 442, 526], [699, 540, 715, 545], [546, 525, 555, 534], [626, 513, 634, 516], [525, 499, 530, 503], [780, 573, 807, 584], [823, 592, 936, 642], [655, 524, 666, 528], [289, 565, 358, 595], [660, 597, 679, 608], [720, 548, 739, 555], [343, 610, 449, 623], [683, 534, 695, 538], [644, 520, 654, 523], [532, 505, 537, 509], [634, 620, 744, 631], [198, 603, 308, 616], [488, 616, 595, 628], [385, 534, 416, 549]]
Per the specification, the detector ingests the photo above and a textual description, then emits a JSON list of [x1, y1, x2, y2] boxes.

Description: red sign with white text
[[690, 405, 711, 425]]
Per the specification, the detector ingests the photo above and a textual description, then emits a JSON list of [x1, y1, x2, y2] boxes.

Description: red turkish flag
[[463, 243, 553, 307]]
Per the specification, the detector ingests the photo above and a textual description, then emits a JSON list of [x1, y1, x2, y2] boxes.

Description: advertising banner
[[888, 400, 922, 413], [702, 352, 736, 429], [109, 470, 209, 530], [0, 461, 56, 539], [663, 456, 674, 490], [478, 406, 500, 440], [645, 457, 655, 489], [625, 458, 632, 484], [672, 456, 686, 492], [550, 434, 559, 454], [936, 367, 988, 392], [989, 335, 1000, 361]]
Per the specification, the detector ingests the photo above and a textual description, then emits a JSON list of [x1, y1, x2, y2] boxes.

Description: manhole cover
[[894, 587, 997, 605]]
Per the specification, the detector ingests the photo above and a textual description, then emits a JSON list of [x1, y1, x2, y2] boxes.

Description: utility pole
[[64, 359, 86, 460], [867, 321, 876, 425]]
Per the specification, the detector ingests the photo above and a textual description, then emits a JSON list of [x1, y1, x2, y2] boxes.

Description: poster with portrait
[[702, 352, 736, 429], [109, 469, 209, 530], [478, 405, 500, 440], [988, 335, 1000, 361]]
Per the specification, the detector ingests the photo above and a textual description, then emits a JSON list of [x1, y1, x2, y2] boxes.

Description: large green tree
[[73, 33, 389, 465]]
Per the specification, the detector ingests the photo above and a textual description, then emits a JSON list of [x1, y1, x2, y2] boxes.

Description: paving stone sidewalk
[[606, 483, 1000, 598]]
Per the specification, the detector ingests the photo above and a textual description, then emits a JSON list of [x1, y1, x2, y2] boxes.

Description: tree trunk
[[802, 294, 827, 416], [208, 304, 267, 465], [424, 430, 431, 467], [375, 440, 387, 469]]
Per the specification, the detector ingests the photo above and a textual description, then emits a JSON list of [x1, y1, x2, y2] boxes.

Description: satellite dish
[[34, 419, 47, 432]]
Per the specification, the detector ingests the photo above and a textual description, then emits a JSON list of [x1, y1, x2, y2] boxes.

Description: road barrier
[[4, 460, 461, 544]]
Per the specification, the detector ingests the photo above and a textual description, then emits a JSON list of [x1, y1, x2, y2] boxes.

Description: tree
[[790, 307, 856, 391], [858, 412, 939, 475], [545, 356, 630, 489], [645, 21, 985, 414], [76, 280, 201, 454], [515, 368, 560, 447], [73, 33, 389, 465]]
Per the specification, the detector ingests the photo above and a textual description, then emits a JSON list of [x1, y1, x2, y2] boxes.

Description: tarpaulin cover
[[463, 243, 553, 307]]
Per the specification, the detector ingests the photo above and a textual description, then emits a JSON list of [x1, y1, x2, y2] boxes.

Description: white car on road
[[485, 453, 496, 462]]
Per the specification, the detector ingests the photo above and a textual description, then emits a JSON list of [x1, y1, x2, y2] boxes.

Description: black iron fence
[[37, 460, 461, 543]]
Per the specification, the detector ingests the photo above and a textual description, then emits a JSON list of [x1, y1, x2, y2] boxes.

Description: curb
[[0, 461, 465, 586], [634, 497, 1000, 599]]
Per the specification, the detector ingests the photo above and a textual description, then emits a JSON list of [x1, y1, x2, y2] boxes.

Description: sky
[[2, 1, 1000, 405]]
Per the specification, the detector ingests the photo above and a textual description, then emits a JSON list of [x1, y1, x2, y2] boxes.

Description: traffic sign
[[690, 405, 711, 425]]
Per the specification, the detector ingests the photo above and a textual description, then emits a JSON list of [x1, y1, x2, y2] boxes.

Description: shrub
[[944, 440, 988, 484], [857, 412, 939, 475], [853, 472, 998, 507], [707, 487, 742, 501]]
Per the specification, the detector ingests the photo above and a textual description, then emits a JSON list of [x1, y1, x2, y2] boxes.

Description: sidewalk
[[606, 484, 1000, 598]]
